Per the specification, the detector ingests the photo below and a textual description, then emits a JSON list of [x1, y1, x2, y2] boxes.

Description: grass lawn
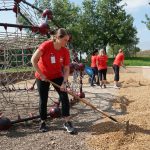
[[108, 57, 150, 66]]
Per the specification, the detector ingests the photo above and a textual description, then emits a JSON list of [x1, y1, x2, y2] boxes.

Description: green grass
[[84, 57, 150, 67], [0, 57, 149, 73], [107, 57, 150, 66], [0, 67, 34, 73]]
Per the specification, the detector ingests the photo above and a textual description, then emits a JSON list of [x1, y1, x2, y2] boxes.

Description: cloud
[[121, 0, 149, 12]]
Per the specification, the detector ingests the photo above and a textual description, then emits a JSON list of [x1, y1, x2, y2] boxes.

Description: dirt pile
[[85, 73, 150, 150]]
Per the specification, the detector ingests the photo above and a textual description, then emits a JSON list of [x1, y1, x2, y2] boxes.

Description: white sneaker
[[64, 121, 77, 134], [113, 85, 120, 89]]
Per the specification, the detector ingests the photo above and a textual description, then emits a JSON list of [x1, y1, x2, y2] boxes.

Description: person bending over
[[31, 28, 76, 134]]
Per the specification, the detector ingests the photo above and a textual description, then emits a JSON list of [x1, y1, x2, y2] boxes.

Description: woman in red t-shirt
[[31, 28, 76, 134], [113, 48, 124, 88], [90, 49, 99, 86], [97, 49, 108, 88]]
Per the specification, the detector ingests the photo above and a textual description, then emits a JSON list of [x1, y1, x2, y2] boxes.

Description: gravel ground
[[0, 73, 150, 150]]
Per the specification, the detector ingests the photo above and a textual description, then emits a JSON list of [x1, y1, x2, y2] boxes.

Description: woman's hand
[[60, 82, 67, 92], [40, 74, 48, 82]]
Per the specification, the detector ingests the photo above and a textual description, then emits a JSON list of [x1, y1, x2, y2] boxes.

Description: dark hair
[[92, 49, 98, 56], [56, 28, 68, 38]]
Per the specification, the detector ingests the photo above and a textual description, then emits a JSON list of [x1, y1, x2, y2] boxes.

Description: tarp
[[85, 66, 93, 77]]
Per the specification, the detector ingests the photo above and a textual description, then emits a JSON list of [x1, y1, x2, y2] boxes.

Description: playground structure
[[0, 0, 85, 129]]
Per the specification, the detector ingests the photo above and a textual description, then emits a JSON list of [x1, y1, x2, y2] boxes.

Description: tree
[[142, 3, 150, 30], [51, 0, 80, 28], [96, 0, 138, 52], [34, 0, 82, 52], [79, 0, 104, 53], [50, 0, 82, 52], [17, 0, 139, 57], [143, 14, 150, 30], [74, 0, 139, 56]]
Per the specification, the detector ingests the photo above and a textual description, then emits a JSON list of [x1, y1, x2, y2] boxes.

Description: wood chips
[[85, 73, 150, 150]]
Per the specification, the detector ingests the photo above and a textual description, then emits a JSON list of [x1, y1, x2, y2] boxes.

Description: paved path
[[71, 83, 125, 126]]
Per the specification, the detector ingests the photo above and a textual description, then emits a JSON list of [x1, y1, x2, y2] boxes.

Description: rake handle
[[122, 66, 133, 73], [49, 80, 118, 123]]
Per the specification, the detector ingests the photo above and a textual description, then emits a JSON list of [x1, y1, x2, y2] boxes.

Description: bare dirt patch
[[0, 73, 150, 150], [86, 73, 150, 150]]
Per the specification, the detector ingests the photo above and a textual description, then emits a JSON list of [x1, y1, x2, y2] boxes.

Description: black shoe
[[103, 84, 106, 88], [39, 122, 48, 132], [64, 121, 77, 134]]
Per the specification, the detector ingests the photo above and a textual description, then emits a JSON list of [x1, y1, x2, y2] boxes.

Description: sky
[[121, 0, 150, 50], [0, 0, 150, 50]]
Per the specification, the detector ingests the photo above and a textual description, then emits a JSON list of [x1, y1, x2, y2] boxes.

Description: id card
[[51, 55, 56, 64]]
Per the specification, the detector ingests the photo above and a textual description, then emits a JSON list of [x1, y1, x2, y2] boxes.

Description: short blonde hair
[[99, 49, 105, 56], [119, 48, 123, 53]]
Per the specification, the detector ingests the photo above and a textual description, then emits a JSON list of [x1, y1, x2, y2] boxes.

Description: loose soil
[[0, 73, 150, 150]]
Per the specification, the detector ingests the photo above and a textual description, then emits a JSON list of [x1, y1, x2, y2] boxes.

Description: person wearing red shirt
[[113, 48, 125, 88], [97, 49, 108, 88], [90, 49, 99, 86], [31, 28, 76, 134]]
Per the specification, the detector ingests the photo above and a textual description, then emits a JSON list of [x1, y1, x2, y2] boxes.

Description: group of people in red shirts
[[90, 48, 124, 88]]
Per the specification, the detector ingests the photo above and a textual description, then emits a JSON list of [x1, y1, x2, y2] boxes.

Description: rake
[[49, 80, 130, 134]]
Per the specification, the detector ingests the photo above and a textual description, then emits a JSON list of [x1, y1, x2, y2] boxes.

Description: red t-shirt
[[35, 40, 70, 80], [113, 53, 124, 66], [97, 55, 108, 70], [91, 55, 97, 67]]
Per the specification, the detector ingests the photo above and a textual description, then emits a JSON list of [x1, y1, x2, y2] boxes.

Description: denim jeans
[[91, 67, 98, 85]]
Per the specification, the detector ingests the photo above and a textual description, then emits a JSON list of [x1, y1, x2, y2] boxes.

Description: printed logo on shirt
[[60, 57, 64, 63]]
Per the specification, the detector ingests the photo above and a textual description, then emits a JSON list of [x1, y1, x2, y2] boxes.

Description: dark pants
[[98, 69, 107, 81], [36, 77, 70, 120], [113, 65, 120, 81], [91, 67, 99, 85]]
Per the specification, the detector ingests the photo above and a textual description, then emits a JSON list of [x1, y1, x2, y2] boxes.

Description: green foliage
[[85, 56, 150, 67], [51, 0, 80, 28], [142, 3, 150, 30], [96, 0, 138, 46], [17, 0, 140, 56], [74, 0, 138, 55], [0, 67, 33, 73], [146, 14, 150, 29], [107, 44, 140, 57]]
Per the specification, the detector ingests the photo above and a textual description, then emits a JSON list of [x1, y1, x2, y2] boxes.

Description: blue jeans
[[91, 67, 98, 85]]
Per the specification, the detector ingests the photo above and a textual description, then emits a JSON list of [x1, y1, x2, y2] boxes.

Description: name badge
[[51, 55, 56, 64]]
